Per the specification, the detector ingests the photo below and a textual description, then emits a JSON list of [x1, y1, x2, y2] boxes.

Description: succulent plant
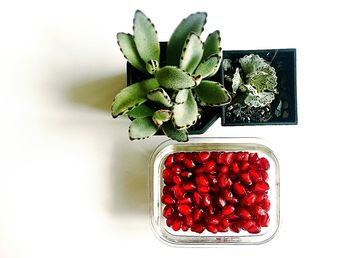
[[112, 10, 231, 142]]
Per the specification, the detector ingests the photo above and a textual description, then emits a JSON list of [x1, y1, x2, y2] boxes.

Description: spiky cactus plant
[[112, 10, 231, 142]]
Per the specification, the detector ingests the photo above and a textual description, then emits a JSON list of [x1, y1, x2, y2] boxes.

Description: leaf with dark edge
[[172, 90, 198, 129], [127, 103, 155, 118], [194, 54, 220, 79], [155, 66, 196, 90], [179, 33, 203, 74], [129, 117, 158, 140], [133, 10, 160, 63], [147, 88, 173, 107], [117, 33, 147, 73], [111, 78, 159, 118], [174, 89, 189, 104], [152, 109, 172, 127], [202, 30, 222, 60], [162, 121, 189, 142], [193, 80, 231, 106], [166, 12, 207, 66]]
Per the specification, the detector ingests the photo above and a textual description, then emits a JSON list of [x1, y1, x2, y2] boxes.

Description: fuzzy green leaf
[[111, 78, 159, 118], [133, 10, 160, 63], [174, 89, 189, 104], [152, 109, 172, 127], [194, 54, 220, 79], [129, 117, 158, 140], [239, 54, 270, 75], [166, 12, 207, 66], [179, 33, 203, 74], [147, 88, 173, 107], [247, 68, 277, 93], [117, 33, 147, 73], [244, 92, 275, 108], [232, 68, 243, 94], [202, 30, 222, 60], [162, 121, 188, 142], [155, 66, 196, 90], [172, 90, 198, 129], [193, 80, 231, 106], [127, 103, 155, 118]]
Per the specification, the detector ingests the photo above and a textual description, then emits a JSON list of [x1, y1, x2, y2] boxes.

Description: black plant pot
[[126, 42, 222, 135], [221, 49, 297, 126]]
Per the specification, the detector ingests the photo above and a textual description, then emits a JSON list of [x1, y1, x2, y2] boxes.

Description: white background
[[1, 0, 349, 257]]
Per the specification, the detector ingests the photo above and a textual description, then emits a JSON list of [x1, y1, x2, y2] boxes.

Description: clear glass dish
[[149, 137, 280, 246]]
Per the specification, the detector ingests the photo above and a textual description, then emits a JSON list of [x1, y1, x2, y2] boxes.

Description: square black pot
[[126, 42, 222, 135], [221, 49, 297, 126]]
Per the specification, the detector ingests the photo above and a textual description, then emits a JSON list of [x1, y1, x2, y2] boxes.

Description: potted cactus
[[221, 49, 297, 125], [112, 10, 231, 142]]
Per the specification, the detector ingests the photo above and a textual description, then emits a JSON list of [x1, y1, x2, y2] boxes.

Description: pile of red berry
[[161, 151, 271, 234]]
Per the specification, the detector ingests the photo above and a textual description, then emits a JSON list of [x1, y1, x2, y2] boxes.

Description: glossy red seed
[[198, 152, 210, 162], [241, 162, 250, 171], [192, 192, 202, 206], [161, 194, 175, 205], [206, 225, 218, 233], [194, 166, 205, 174], [218, 173, 228, 188], [229, 223, 241, 233], [240, 172, 252, 185], [211, 185, 220, 193], [237, 208, 252, 219], [195, 175, 209, 186], [241, 193, 257, 206], [258, 213, 270, 227], [172, 219, 182, 231], [255, 193, 266, 203], [260, 198, 271, 211], [222, 189, 235, 202], [181, 224, 189, 231], [249, 153, 259, 163], [216, 152, 225, 164], [184, 215, 193, 227], [247, 224, 261, 234], [172, 185, 184, 199], [227, 213, 240, 221], [180, 171, 193, 179], [174, 152, 185, 162], [204, 160, 216, 172], [202, 194, 212, 207], [249, 170, 261, 183], [253, 205, 265, 216], [163, 185, 171, 195], [192, 208, 204, 221], [166, 216, 174, 227], [260, 170, 269, 181], [173, 174, 182, 185], [183, 158, 195, 168], [220, 217, 230, 229], [207, 216, 220, 225], [242, 220, 255, 231], [178, 204, 192, 215], [243, 152, 250, 162], [254, 181, 270, 192], [223, 152, 234, 165], [249, 163, 260, 171], [233, 182, 246, 196], [191, 224, 205, 233], [219, 165, 229, 173], [236, 151, 244, 161], [164, 155, 173, 167], [231, 162, 240, 174], [208, 175, 218, 185], [198, 185, 210, 194], [217, 197, 226, 208], [222, 205, 235, 215], [207, 205, 215, 215], [178, 197, 192, 205], [183, 182, 196, 191], [217, 225, 229, 232], [260, 157, 270, 170], [171, 164, 182, 174], [162, 169, 172, 179], [163, 205, 174, 218]]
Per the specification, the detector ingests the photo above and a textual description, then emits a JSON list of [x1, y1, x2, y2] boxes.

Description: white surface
[[1, 0, 349, 257]]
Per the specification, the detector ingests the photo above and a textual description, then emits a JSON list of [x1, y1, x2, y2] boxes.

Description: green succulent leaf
[[117, 33, 147, 73], [247, 68, 277, 93], [232, 67, 243, 94], [166, 12, 207, 66], [172, 90, 198, 129], [111, 78, 159, 118], [179, 33, 203, 74], [155, 66, 196, 90], [147, 88, 173, 107], [145, 59, 159, 75], [193, 80, 231, 106], [239, 54, 270, 75], [133, 10, 160, 64], [244, 91, 275, 108], [152, 109, 172, 127], [129, 117, 158, 140], [194, 54, 220, 79], [127, 103, 155, 118], [202, 30, 222, 60], [162, 121, 189, 142], [174, 89, 189, 104]]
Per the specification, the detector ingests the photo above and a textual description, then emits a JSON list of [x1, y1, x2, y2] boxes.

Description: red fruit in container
[[227, 213, 240, 221], [207, 216, 220, 225], [249, 163, 260, 171], [233, 182, 246, 196], [192, 192, 202, 206], [174, 152, 185, 162], [194, 166, 205, 174], [236, 151, 244, 161], [241, 193, 257, 206], [181, 224, 189, 231], [242, 220, 255, 231], [216, 152, 225, 164], [258, 213, 270, 227], [191, 224, 205, 233], [198, 152, 210, 162], [171, 185, 184, 199], [178, 204, 192, 215], [202, 194, 212, 207], [183, 158, 195, 168], [231, 162, 240, 174], [222, 205, 235, 215], [229, 222, 241, 233], [222, 189, 238, 203], [173, 174, 182, 185], [240, 172, 252, 185], [207, 205, 215, 215], [163, 205, 174, 218], [208, 174, 218, 185], [164, 155, 173, 167], [206, 225, 218, 234], [255, 193, 266, 203], [249, 153, 259, 163], [237, 208, 252, 219], [211, 185, 220, 193], [183, 182, 196, 191], [218, 173, 228, 188], [223, 152, 234, 165], [260, 198, 271, 212], [166, 216, 175, 227], [162, 194, 175, 205], [254, 182, 270, 192], [180, 171, 193, 179], [217, 197, 226, 208], [204, 160, 216, 172], [198, 185, 210, 194], [195, 174, 209, 186], [184, 215, 193, 227], [162, 185, 171, 195], [243, 220, 261, 234], [220, 217, 230, 229], [219, 165, 229, 174], [217, 225, 229, 232], [178, 197, 192, 205], [249, 170, 261, 183], [241, 162, 250, 171], [192, 208, 204, 221], [243, 152, 249, 162], [172, 219, 182, 231], [259, 157, 270, 170], [171, 164, 182, 174], [260, 170, 269, 181]]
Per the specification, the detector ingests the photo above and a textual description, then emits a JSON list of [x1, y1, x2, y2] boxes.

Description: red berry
[[255, 193, 266, 203], [192, 208, 204, 221], [243, 152, 250, 162], [260, 170, 269, 181], [171, 185, 184, 199], [178, 204, 192, 215], [222, 205, 235, 215], [218, 173, 228, 188], [233, 182, 246, 196], [163, 205, 174, 218], [183, 182, 196, 191], [195, 175, 209, 187], [198, 152, 210, 162], [173, 174, 182, 185], [260, 157, 270, 170], [184, 215, 193, 227], [192, 191, 202, 206], [204, 160, 216, 172], [183, 158, 195, 168], [164, 155, 173, 167], [217, 225, 229, 232], [171, 219, 182, 231], [174, 152, 185, 162], [202, 194, 212, 207], [260, 198, 271, 211], [229, 222, 241, 233], [180, 171, 193, 179], [219, 165, 229, 173], [220, 217, 230, 229], [223, 152, 234, 165], [258, 213, 270, 227], [254, 181, 270, 192], [240, 172, 252, 185], [178, 197, 192, 205], [216, 152, 225, 164], [249, 153, 259, 163], [231, 162, 240, 174], [161, 194, 175, 205], [249, 170, 261, 183], [206, 225, 218, 234], [207, 216, 220, 225], [241, 162, 250, 171], [171, 164, 182, 174], [162, 169, 173, 184], [198, 185, 210, 194], [241, 193, 257, 206], [181, 224, 189, 231], [236, 208, 252, 219], [236, 152, 244, 161], [253, 205, 265, 216], [191, 224, 204, 233]]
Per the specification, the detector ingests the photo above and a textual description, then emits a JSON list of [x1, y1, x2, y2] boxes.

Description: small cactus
[[112, 10, 231, 142]]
